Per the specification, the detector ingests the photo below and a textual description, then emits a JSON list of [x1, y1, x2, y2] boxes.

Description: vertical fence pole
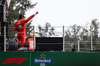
[[33, 26, 36, 50], [4, 26, 6, 51], [78, 40, 80, 51], [91, 33, 93, 50], [90, 26, 93, 50], [63, 26, 65, 51]]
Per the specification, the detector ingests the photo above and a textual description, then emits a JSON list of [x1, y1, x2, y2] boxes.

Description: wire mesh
[[0, 26, 100, 51]]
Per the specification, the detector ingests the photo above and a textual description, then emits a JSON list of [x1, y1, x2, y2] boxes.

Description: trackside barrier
[[0, 52, 100, 66], [1, 26, 100, 51]]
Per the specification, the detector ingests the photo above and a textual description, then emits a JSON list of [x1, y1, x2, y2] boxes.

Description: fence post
[[33, 26, 36, 50], [63, 26, 65, 51], [78, 40, 80, 51], [4, 26, 6, 52], [90, 26, 93, 50]]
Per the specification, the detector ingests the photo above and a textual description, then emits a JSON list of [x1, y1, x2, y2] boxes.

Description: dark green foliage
[[7, 0, 37, 22], [91, 19, 99, 45], [38, 23, 55, 37], [65, 24, 81, 41], [26, 20, 33, 37], [65, 19, 100, 51], [7, 0, 36, 39]]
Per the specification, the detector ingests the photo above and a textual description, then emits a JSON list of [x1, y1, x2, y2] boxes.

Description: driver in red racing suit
[[14, 11, 38, 46]]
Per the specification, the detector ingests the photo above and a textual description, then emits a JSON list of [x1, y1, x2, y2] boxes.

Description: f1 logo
[[1, 58, 26, 64]]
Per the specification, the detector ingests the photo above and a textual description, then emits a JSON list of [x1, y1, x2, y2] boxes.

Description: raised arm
[[25, 11, 38, 23]]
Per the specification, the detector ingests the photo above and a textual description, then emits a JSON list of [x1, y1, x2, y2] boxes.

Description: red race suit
[[14, 14, 35, 44]]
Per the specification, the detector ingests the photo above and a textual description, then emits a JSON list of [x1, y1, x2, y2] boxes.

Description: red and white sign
[[29, 41, 34, 50]]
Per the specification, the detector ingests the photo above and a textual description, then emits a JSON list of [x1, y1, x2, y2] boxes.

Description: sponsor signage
[[34, 53, 52, 66], [0, 52, 29, 66], [34, 58, 52, 63], [1, 52, 100, 66], [1, 57, 26, 64]]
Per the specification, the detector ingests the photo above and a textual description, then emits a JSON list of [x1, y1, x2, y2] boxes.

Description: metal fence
[[0, 25, 100, 51]]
